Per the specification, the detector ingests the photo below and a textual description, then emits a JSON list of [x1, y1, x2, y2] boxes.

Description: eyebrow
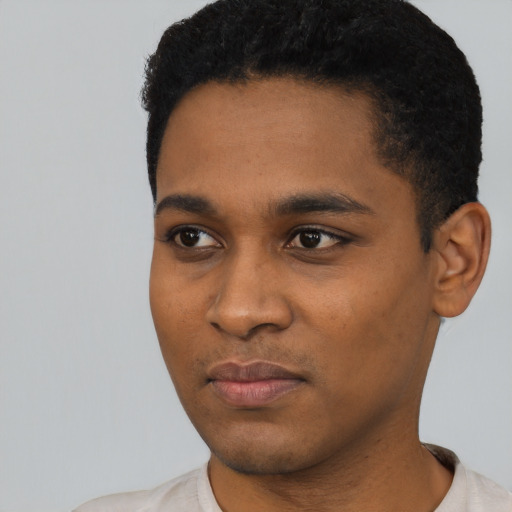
[[273, 193, 375, 216], [154, 192, 374, 218], [155, 194, 217, 216]]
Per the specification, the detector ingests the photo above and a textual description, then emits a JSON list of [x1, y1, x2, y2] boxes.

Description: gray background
[[0, 1, 510, 511]]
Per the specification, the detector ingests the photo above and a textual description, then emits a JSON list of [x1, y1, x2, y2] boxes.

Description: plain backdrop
[[0, 1, 510, 511]]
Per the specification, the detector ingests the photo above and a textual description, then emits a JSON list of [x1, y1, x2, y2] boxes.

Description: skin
[[149, 78, 489, 511]]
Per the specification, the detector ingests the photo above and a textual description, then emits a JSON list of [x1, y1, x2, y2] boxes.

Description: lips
[[207, 361, 305, 407]]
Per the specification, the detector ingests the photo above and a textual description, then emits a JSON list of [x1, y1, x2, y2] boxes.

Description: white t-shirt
[[74, 446, 512, 511]]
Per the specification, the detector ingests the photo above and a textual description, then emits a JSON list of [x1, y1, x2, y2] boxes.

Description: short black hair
[[142, 0, 482, 251]]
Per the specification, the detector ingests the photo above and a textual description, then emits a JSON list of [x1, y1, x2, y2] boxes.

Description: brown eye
[[172, 227, 220, 248], [299, 231, 322, 248], [288, 228, 347, 250], [179, 228, 201, 247]]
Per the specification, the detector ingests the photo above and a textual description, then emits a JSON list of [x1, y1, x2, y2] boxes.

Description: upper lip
[[207, 361, 303, 382]]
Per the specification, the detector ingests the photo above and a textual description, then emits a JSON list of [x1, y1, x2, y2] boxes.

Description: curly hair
[[142, 0, 482, 251]]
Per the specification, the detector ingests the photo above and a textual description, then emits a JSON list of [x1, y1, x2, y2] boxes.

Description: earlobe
[[432, 202, 491, 318]]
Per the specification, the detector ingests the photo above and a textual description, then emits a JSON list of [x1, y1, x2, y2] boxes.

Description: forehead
[[160, 78, 377, 169], [155, 78, 415, 224], [167, 77, 375, 131]]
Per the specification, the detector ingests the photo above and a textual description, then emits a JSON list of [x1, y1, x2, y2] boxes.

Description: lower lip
[[210, 379, 304, 407]]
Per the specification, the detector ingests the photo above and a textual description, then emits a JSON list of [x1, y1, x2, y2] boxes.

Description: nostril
[[209, 318, 288, 342], [210, 321, 221, 331]]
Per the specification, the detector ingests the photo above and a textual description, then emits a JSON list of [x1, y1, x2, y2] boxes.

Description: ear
[[432, 202, 491, 318]]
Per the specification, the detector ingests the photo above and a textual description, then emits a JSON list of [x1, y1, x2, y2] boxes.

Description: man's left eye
[[287, 229, 346, 249]]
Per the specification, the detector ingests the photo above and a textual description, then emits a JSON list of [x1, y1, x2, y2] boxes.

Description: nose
[[206, 250, 293, 340]]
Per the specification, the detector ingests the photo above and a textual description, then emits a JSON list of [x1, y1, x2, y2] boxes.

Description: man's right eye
[[169, 227, 221, 248]]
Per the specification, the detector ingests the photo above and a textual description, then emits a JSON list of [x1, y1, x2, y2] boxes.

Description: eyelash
[[164, 225, 221, 249], [286, 226, 352, 250], [163, 225, 352, 252]]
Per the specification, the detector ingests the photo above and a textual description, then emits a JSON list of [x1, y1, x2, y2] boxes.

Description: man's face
[[150, 78, 441, 475]]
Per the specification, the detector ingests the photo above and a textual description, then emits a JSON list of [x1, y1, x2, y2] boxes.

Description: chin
[[213, 446, 308, 475], [203, 424, 331, 476]]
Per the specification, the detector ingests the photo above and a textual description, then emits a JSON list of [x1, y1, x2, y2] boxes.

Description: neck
[[208, 427, 452, 512]]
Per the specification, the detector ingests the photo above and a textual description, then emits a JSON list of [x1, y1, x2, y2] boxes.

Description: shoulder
[[73, 465, 214, 512], [426, 445, 512, 512], [462, 466, 512, 512]]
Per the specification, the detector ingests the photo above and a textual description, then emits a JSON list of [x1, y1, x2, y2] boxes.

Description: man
[[75, 0, 512, 510]]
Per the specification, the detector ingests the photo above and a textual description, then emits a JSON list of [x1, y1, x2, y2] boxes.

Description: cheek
[[149, 257, 203, 368], [298, 258, 433, 388]]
